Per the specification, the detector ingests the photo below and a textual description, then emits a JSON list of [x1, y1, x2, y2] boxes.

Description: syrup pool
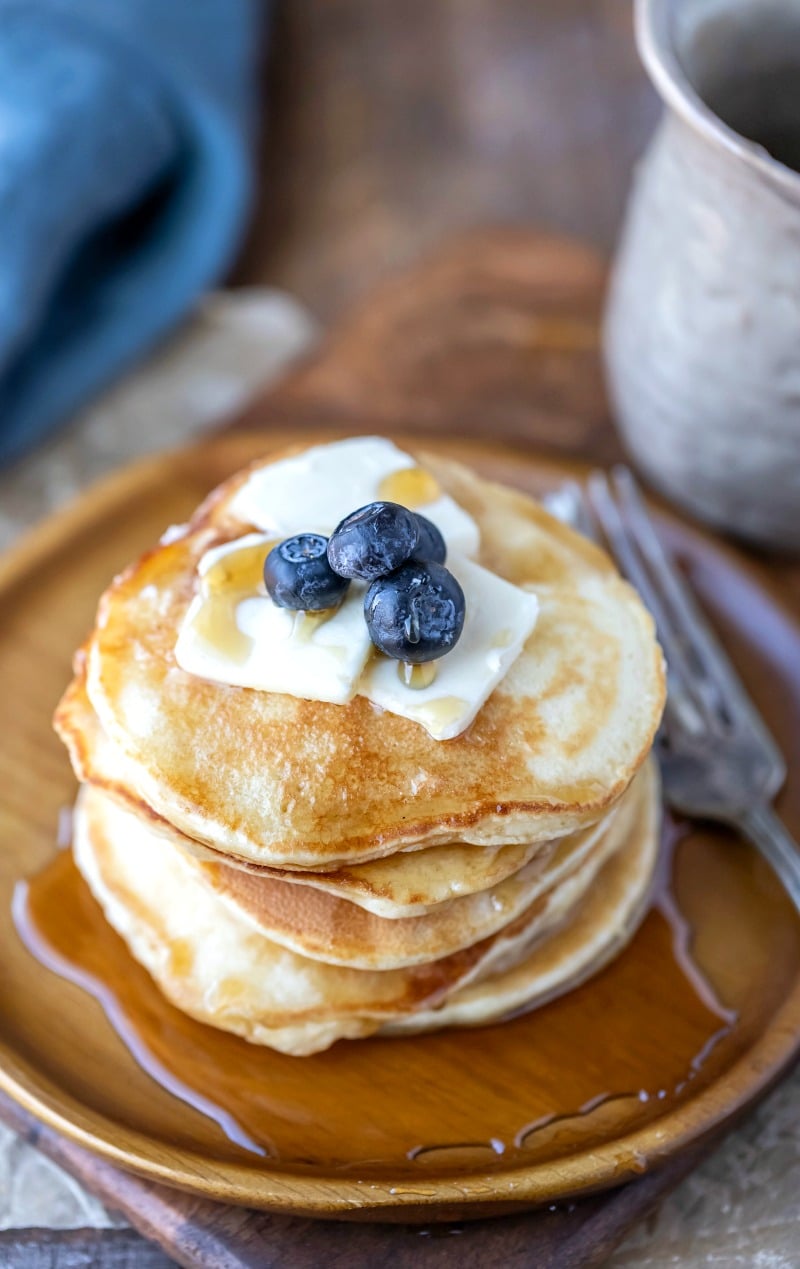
[[12, 810, 752, 1177]]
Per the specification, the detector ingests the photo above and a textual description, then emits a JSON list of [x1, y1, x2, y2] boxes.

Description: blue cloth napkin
[[0, 0, 263, 466]]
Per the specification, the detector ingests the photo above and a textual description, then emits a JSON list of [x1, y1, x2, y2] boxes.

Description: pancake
[[71, 761, 658, 1055], [199, 793, 634, 969], [199, 833, 551, 919], [110, 782, 636, 970], [56, 672, 559, 916], [76, 446, 665, 869], [382, 759, 660, 1034]]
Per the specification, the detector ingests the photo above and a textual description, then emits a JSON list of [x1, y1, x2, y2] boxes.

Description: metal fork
[[546, 467, 800, 912]]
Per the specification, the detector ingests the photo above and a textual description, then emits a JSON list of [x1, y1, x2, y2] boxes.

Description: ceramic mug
[[604, 0, 800, 550]]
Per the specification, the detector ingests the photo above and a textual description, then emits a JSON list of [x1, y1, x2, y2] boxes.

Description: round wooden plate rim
[[2, 430, 799, 1216]]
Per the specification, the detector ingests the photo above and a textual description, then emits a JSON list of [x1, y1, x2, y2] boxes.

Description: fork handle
[[736, 804, 800, 913]]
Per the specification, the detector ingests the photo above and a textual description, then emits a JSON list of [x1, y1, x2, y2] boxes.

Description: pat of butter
[[175, 439, 539, 738], [357, 555, 539, 740], [228, 436, 480, 558], [175, 536, 373, 704], [175, 540, 539, 736]]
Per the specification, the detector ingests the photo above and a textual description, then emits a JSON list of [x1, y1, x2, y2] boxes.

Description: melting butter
[[226, 437, 480, 558], [174, 439, 540, 739], [415, 695, 471, 733], [175, 534, 374, 704], [357, 554, 539, 740], [490, 627, 515, 649], [176, 538, 539, 739]]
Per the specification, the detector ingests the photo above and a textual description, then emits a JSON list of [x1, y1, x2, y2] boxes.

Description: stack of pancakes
[[55, 446, 665, 1056]]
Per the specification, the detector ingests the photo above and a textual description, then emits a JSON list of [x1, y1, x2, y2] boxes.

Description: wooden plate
[[2, 432, 800, 1221]]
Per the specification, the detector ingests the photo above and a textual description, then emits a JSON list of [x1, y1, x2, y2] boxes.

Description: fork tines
[[584, 468, 783, 769]]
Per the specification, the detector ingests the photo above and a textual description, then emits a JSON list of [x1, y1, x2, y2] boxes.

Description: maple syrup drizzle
[[194, 539, 278, 665], [399, 661, 437, 690], [412, 695, 468, 732], [11, 873, 271, 1158], [655, 886, 737, 1026], [407, 816, 737, 1165], [203, 540, 276, 595], [408, 1138, 506, 1163], [291, 608, 338, 642], [192, 602, 252, 664], [377, 467, 441, 509], [502, 820, 737, 1157], [13, 812, 739, 1169], [512, 1090, 634, 1150], [651, 815, 736, 1026]]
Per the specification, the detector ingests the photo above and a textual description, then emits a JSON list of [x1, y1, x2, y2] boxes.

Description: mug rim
[[637, 0, 800, 201]]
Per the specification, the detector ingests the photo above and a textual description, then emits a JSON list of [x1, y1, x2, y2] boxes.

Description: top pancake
[[78, 443, 665, 869], [54, 672, 555, 916]]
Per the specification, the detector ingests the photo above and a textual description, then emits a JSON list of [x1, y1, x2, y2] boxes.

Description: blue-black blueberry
[[327, 502, 419, 581], [263, 534, 350, 611], [364, 560, 466, 663], [412, 513, 446, 564]]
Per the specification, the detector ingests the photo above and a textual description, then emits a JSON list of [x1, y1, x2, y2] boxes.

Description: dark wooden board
[[0, 1088, 714, 1269], [3, 229, 797, 1265]]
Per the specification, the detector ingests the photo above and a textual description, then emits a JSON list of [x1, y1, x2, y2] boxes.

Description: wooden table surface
[[235, 0, 659, 320]]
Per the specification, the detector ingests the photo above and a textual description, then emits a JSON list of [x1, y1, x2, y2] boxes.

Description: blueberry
[[264, 534, 350, 611], [327, 502, 419, 581], [364, 561, 466, 663], [412, 514, 446, 564]]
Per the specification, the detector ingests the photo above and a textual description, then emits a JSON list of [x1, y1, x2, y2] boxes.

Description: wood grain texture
[[237, 1, 659, 320], [2, 229, 799, 1264], [0, 1228, 176, 1269], [236, 228, 617, 464], [0, 1088, 712, 1269], [10, 429, 800, 1212]]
